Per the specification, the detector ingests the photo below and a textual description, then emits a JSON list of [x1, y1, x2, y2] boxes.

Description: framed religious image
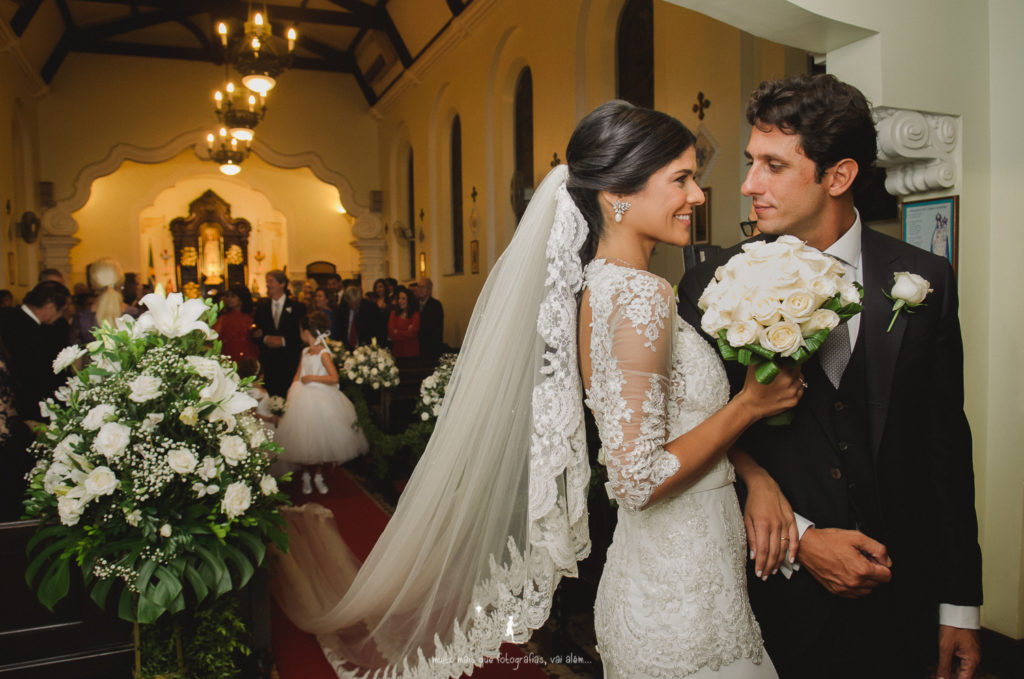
[[692, 187, 711, 245], [901, 196, 958, 272], [693, 124, 720, 186], [470, 240, 480, 274]]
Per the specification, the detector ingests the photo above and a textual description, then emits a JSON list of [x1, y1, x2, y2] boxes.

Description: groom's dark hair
[[566, 100, 695, 265], [746, 73, 878, 195]]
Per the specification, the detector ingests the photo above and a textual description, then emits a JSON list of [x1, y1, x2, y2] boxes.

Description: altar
[[170, 190, 251, 297]]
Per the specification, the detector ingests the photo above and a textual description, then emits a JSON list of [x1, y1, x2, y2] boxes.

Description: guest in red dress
[[387, 287, 420, 358], [214, 284, 259, 364]]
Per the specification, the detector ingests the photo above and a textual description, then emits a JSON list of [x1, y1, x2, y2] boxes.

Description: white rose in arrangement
[[58, 495, 85, 526], [780, 290, 817, 323], [179, 406, 199, 426], [725, 320, 760, 348], [92, 422, 132, 460], [421, 411, 430, 421], [53, 345, 87, 374], [221, 482, 252, 518], [759, 322, 804, 357], [891, 272, 932, 305], [751, 295, 782, 325], [160, 524, 172, 538], [219, 435, 249, 466], [82, 404, 116, 430], [839, 282, 861, 306], [247, 427, 266, 448], [807, 275, 839, 301], [186, 356, 221, 380], [259, 474, 278, 496], [128, 375, 163, 402], [125, 509, 143, 527], [167, 448, 198, 474], [140, 413, 165, 433], [83, 466, 118, 497], [700, 307, 731, 336], [801, 309, 841, 337], [53, 434, 81, 463], [197, 456, 218, 480]]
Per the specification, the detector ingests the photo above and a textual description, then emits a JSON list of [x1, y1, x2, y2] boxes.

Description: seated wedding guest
[[339, 285, 381, 348], [0, 280, 69, 421], [387, 286, 420, 358], [0, 343, 33, 521], [312, 287, 337, 338], [416, 277, 444, 362], [213, 284, 259, 364], [0, 290, 13, 308], [70, 257, 140, 345]]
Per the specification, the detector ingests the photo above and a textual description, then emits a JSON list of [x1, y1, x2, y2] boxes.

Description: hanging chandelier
[[206, 128, 250, 176], [213, 80, 265, 142], [217, 6, 297, 95]]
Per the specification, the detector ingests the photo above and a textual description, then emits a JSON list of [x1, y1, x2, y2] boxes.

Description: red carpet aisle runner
[[271, 467, 548, 679]]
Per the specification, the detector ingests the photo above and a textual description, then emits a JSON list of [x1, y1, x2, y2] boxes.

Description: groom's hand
[[797, 527, 892, 598], [936, 625, 980, 679]]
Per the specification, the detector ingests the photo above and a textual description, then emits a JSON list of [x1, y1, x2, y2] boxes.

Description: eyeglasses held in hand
[[740, 220, 758, 237]]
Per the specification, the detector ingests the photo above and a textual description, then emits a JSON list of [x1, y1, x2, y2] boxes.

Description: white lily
[[135, 287, 217, 339], [198, 362, 257, 425]]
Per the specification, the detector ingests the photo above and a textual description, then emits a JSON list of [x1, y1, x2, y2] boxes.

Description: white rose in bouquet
[[160, 524, 172, 538], [84, 466, 118, 497], [128, 375, 163, 402], [219, 435, 248, 466], [800, 309, 840, 337], [167, 448, 198, 474], [92, 422, 131, 460], [221, 482, 252, 518], [58, 495, 85, 526], [760, 322, 804, 357], [197, 456, 219, 480], [259, 474, 278, 496], [780, 290, 817, 323], [726, 320, 760, 348], [53, 434, 82, 463]]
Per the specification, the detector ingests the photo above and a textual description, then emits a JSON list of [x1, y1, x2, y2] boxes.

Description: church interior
[[0, 0, 1021, 677]]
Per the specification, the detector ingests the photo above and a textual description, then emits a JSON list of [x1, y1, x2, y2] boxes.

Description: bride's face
[[617, 147, 704, 248]]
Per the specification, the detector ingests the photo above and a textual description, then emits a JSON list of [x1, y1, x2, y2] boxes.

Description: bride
[[272, 101, 803, 679]]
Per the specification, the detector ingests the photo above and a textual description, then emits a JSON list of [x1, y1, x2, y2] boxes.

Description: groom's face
[[742, 124, 831, 246]]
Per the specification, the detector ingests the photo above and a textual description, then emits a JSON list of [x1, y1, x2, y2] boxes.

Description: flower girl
[[274, 312, 369, 494]]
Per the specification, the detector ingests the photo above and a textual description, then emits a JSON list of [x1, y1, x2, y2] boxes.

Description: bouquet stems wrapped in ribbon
[[697, 235, 863, 424]]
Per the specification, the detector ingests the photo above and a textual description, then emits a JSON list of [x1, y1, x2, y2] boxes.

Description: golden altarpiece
[[169, 191, 251, 297]]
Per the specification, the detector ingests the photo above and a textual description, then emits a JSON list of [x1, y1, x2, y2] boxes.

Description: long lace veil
[[273, 164, 593, 678]]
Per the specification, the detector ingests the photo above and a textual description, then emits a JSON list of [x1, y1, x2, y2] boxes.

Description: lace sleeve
[[588, 272, 679, 512]]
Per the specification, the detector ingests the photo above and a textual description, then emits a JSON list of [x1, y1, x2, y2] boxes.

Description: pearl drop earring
[[613, 199, 631, 223]]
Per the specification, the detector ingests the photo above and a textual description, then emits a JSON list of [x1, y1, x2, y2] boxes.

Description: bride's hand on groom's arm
[[797, 527, 892, 598], [731, 451, 798, 579]]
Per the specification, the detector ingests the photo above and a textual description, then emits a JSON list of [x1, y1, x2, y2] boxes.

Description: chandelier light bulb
[[220, 127, 228, 138], [254, 12, 264, 27], [214, 90, 222, 109], [251, 36, 260, 52], [226, 81, 235, 94], [217, 22, 228, 47], [287, 27, 297, 52], [242, 74, 275, 94], [230, 127, 255, 142], [220, 162, 241, 176]]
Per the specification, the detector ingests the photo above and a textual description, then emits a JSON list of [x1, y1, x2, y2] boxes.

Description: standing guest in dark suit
[[0, 345, 33, 520], [252, 270, 306, 397], [0, 280, 70, 421], [325, 273, 344, 309], [415, 276, 444, 361], [679, 74, 981, 679], [339, 286, 381, 349]]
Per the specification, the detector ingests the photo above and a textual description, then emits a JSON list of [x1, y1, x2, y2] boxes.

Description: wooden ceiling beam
[[75, 1, 379, 28], [10, 0, 44, 37]]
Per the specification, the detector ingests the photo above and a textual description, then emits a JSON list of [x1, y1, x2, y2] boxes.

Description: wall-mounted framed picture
[[901, 196, 959, 272], [470, 240, 480, 274], [692, 187, 711, 245]]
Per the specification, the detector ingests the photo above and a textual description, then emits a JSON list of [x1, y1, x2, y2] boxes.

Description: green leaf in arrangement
[[25, 534, 73, 588], [89, 572, 116, 609], [221, 543, 255, 588], [233, 530, 267, 565], [803, 328, 830, 354], [745, 343, 776, 361], [737, 348, 752, 366], [754, 360, 780, 385], [183, 563, 210, 604], [117, 587, 135, 622], [37, 557, 71, 610], [136, 590, 165, 624]]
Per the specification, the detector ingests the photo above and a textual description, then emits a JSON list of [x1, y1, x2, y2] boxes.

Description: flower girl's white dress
[[584, 261, 776, 679], [275, 348, 368, 466]]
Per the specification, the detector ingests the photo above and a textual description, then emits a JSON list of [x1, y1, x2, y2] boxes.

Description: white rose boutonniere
[[885, 272, 932, 332]]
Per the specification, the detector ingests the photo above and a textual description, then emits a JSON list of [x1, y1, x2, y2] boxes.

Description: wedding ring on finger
[[800, 380, 809, 389], [780, 537, 790, 542]]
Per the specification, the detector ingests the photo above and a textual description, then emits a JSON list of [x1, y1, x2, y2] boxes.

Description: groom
[[679, 74, 982, 678]]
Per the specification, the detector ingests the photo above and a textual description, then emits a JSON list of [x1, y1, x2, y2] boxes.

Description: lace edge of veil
[[320, 178, 592, 679]]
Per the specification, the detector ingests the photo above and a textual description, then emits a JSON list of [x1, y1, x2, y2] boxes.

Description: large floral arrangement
[[698, 236, 863, 418], [24, 289, 288, 624], [339, 339, 399, 390], [415, 353, 458, 422]]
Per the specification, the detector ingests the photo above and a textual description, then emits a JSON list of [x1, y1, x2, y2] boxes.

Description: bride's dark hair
[[566, 100, 696, 264]]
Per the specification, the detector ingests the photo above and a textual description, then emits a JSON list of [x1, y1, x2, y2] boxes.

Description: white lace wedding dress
[[584, 260, 776, 679]]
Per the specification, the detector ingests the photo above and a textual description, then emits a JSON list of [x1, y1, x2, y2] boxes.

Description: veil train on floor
[[269, 165, 594, 679]]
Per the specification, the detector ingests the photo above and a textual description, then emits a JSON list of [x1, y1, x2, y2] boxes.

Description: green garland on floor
[[343, 385, 434, 479]]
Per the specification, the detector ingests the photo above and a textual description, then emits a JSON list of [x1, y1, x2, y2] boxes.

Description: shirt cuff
[[778, 513, 813, 580], [939, 604, 980, 630]]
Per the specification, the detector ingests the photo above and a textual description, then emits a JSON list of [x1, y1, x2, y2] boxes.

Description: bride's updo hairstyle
[[566, 100, 696, 264], [88, 257, 125, 327]]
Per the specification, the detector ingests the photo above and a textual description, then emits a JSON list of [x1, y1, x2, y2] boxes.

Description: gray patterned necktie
[[819, 321, 851, 388]]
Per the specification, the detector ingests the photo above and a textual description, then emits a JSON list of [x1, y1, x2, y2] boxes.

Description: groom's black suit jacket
[[679, 227, 982, 672], [253, 295, 306, 397]]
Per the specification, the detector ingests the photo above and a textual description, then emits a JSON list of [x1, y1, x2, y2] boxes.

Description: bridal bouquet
[[698, 235, 863, 410], [24, 289, 288, 624], [415, 353, 459, 422], [339, 338, 399, 390]]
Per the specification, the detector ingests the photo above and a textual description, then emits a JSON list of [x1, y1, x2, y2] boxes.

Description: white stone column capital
[[874, 106, 960, 197]]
